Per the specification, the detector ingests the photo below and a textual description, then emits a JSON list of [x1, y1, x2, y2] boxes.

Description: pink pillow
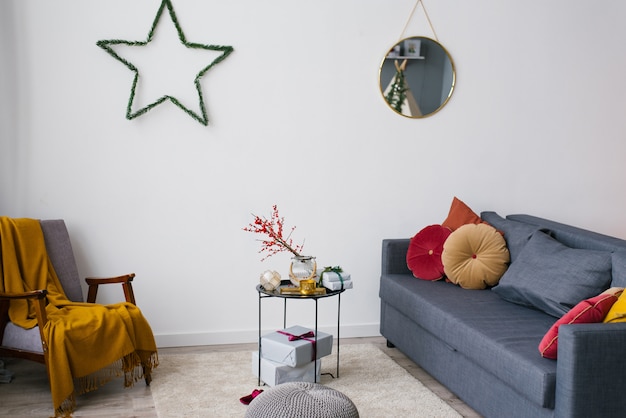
[[538, 292, 619, 359], [406, 224, 451, 281]]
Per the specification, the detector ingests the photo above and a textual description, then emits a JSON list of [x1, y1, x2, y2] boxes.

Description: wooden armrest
[[0, 289, 48, 300], [85, 273, 136, 305], [0, 290, 48, 347], [85, 273, 135, 285]]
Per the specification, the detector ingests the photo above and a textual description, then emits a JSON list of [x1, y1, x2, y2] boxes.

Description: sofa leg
[[386, 340, 395, 348]]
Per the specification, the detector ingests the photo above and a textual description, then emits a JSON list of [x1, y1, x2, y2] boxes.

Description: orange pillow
[[441, 197, 484, 231], [538, 289, 621, 359]]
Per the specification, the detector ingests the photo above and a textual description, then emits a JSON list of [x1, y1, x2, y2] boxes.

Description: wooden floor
[[0, 337, 481, 417]]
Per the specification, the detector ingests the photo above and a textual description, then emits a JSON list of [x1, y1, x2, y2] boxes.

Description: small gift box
[[317, 270, 351, 282], [260, 325, 333, 367], [318, 268, 352, 291], [322, 278, 353, 291], [252, 351, 320, 386]]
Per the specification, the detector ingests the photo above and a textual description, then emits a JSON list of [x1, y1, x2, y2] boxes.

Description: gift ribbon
[[321, 265, 345, 290], [277, 330, 317, 361]]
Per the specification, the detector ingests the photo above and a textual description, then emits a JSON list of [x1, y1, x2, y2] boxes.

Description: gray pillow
[[480, 211, 546, 263], [492, 231, 612, 317], [611, 251, 626, 288]]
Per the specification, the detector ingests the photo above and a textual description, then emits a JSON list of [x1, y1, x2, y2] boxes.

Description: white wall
[[2, 0, 626, 347]]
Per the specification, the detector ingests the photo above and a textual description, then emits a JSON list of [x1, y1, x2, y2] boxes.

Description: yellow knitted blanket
[[0, 217, 158, 417]]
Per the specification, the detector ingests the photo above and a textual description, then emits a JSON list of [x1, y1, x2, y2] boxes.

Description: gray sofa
[[379, 212, 626, 418]]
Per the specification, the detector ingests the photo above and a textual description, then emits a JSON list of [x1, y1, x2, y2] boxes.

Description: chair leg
[[143, 366, 152, 386]]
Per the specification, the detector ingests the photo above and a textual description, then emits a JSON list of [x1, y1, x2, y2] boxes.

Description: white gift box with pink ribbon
[[260, 325, 333, 367], [252, 351, 320, 386]]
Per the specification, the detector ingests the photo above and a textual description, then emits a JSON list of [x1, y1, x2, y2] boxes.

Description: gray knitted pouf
[[244, 382, 359, 418]]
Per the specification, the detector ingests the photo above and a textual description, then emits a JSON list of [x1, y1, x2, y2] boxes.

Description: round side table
[[257, 280, 346, 385]]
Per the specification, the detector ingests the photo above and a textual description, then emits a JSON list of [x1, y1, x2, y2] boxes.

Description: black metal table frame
[[257, 280, 345, 386]]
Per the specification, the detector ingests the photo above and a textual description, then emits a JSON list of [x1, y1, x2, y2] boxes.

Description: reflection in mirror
[[379, 36, 455, 118]]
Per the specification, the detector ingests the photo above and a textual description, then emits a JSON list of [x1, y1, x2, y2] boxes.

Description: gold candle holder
[[279, 279, 326, 295], [299, 279, 317, 295]]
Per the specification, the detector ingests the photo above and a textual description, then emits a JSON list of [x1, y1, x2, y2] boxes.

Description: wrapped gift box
[[322, 278, 353, 291], [252, 351, 320, 386], [261, 325, 333, 367], [317, 270, 351, 282]]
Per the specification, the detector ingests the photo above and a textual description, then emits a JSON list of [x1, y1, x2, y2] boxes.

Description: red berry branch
[[243, 205, 305, 261]]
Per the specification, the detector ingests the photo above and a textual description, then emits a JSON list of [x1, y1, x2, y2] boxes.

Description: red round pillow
[[406, 224, 452, 280]]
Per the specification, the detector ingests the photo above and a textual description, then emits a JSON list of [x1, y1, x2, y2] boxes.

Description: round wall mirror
[[379, 36, 455, 118]]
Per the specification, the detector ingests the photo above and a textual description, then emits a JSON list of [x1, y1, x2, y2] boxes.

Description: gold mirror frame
[[379, 36, 455, 118]]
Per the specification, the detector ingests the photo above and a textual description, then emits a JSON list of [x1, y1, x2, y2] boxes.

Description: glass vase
[[289, 255, 317, 287]]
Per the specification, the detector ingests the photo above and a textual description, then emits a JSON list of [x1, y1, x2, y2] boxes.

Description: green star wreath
[[97, 0, 234, 126]]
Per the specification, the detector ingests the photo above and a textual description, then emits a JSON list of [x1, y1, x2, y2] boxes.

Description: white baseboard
[[155, 322, 381, 348]]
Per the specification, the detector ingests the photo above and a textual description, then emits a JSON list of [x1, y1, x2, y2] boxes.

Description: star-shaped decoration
[[97, 0, 234, 126]]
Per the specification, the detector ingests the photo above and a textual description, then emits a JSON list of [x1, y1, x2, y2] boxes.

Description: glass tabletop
[[256, 280, 345, 299]]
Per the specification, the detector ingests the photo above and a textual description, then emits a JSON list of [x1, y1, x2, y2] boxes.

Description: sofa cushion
[[610, 251, 626, 288], [406, 224, 451, 280], [379, 275, 558, 408], [539, 290, 620, 359], [441, 223, 510, 289], [506, 214, 626, 253], [441, 197, 484, 231], [480, 211, 547, 263], [492, 231, 613, 318]]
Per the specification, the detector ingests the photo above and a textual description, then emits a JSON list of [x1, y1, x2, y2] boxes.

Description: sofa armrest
[[382, 239, 411, 275], [555, 322, 626, 418]]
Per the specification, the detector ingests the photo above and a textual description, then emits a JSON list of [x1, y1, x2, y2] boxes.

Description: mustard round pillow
[[442, 223, 510, 289], [603, 289, 626, 323]]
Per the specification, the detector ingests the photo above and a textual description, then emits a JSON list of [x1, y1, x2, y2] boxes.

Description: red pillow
[[538, 292, 619, 359], [406, 224, 451, 281], [441, 197, 484, 231]]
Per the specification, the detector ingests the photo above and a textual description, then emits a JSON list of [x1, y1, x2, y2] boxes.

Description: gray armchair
[[0, 219, 141, 378]]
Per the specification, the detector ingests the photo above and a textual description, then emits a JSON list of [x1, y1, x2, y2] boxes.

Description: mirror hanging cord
[[398, 0, 438, 42]]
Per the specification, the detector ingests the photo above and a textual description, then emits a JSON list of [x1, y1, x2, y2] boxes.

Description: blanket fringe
[[53, 350, 158, 417], [52, 395, 76, 418]]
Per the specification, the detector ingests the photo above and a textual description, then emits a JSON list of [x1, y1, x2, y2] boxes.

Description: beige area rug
[[150, 344, 461, 418]]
